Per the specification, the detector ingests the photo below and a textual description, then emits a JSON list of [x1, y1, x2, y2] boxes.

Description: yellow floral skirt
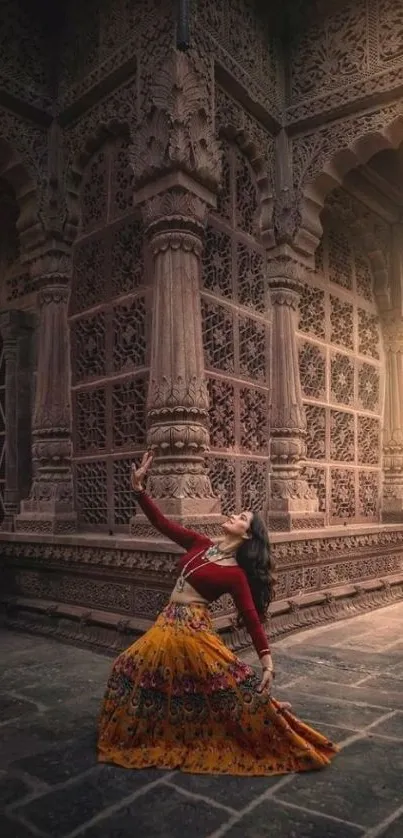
[[97, 603, 338, 775]]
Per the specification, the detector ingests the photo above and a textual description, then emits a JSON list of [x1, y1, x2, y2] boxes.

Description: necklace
[[175, 549, 207, 593], [175, 545, 234, 593]]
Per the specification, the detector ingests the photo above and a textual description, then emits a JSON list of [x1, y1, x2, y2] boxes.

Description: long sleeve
[[231, 571, 271, 659], [134, 491, 211, 551]]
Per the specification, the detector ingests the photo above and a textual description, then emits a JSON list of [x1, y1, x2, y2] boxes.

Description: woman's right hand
[[131, 452, 153, 492]]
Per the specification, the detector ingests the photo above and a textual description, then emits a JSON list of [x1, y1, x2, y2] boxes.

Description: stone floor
[[1, 604, 403, 838]]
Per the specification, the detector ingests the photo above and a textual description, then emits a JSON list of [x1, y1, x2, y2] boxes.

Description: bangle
[[262, 666, 273, 672], [259, 649, 271, 657]]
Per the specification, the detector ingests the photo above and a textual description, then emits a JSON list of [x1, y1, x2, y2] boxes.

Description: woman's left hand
[[258, 665, 274, 694]]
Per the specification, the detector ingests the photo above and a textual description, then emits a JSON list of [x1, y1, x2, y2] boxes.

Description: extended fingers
[[258, 672, 272, 694]]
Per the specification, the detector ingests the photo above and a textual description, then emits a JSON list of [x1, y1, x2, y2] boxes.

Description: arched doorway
[[300, 137, 403, 526]]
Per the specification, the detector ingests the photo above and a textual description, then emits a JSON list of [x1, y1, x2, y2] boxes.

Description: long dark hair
[[235, 514, 275, 624]]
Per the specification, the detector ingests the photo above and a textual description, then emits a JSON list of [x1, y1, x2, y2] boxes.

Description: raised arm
[[134, 490, 210, 550]]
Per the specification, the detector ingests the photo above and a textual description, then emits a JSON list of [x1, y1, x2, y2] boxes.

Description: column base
[[0, 514, 17, 532], [14, 510, 77, 535], [382, 512, 403, 523], [0, 499, 21, 531], [130, 496, 223, 539], [382, 505, 403, 524], [268, 511, 326, 532]]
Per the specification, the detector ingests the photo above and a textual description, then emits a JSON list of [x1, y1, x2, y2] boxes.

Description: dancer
[[98, 453, 338, 775]]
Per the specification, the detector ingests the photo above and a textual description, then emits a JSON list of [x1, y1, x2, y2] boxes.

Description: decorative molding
[[196, 14, 281, 120], [2, 575, 403, 657], [129, 520, 223, 538], [3, 527, 403, 573]]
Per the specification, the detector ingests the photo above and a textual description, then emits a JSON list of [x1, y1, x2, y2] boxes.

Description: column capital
[[267, 254, 308, 286], [267, 255, 310, 309], [142, 186, 208, 232], [23, 245, 72, 290], [37, 285, 69, 307]]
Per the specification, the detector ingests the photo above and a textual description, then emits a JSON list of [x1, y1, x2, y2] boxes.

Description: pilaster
[[267, 254, 325, 531], [15, 247, 77, 534], [0, 310, 34, 531], [382, 314, 403, 523]]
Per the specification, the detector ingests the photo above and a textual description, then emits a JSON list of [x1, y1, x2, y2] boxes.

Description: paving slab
[[221, 800, 365, 838], [275, 735, 403, 828], [1, 601, 403, 838]]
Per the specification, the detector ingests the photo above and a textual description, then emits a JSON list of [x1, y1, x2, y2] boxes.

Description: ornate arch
[[215, 87, 275, 238], [293, 102, 403, 263], [64, 118, 133, 243], [322, 188, 392, 312]]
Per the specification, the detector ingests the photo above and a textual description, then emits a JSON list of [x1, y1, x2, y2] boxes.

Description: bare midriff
[[169, 579, 209, 606]]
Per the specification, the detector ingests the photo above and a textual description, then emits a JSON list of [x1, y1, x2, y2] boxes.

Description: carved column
[[15, 251, 77, 534], [381, 315, 403, 523], [267, 257, 325, 531], [131, 185, 221, 528], [0, 311, 34, 530]]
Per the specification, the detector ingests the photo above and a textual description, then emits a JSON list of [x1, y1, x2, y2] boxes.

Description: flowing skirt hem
[[97, 744, 338, 776], [97, 603, 339, 777]]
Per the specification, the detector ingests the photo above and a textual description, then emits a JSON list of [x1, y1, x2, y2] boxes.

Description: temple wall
[[1, 0, 403, 651]]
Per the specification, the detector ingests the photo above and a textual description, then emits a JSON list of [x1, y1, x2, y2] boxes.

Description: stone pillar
[[131, 183, 221, 530], [0, 311, 34, 531], [15, 253, 77, 534], [267, 256, 325, 531], [128, 47, 223, 531], [382, 315, 403, 523]]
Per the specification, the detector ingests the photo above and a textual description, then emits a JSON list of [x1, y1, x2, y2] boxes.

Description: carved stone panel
[[297, 195, 383, 525], [69, 137, 150, 532], [201, 140, 270, 516]]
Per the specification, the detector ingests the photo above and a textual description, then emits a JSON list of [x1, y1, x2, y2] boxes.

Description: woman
[[98, 453, 338, 775]]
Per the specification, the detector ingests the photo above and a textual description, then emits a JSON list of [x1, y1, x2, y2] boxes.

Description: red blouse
[[135, 492, 271, 659]]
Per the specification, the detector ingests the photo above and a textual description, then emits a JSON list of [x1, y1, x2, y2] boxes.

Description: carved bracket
[[130, 49, 222, 192]]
